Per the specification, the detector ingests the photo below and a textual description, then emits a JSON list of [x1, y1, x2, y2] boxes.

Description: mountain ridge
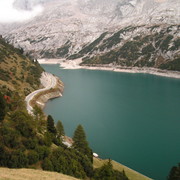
[[2, 0, 180, 70]]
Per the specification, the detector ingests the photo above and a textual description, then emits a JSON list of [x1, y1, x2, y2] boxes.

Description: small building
[[93, 153, 99, 158]]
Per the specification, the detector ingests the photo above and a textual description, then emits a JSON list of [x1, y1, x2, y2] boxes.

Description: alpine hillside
[[2, 0, 180, 70], [0, 37, 132, 180], [0, 36, 43, 97]]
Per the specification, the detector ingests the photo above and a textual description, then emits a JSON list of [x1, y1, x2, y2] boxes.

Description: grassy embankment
[[0, 168, 78, 180], [93, 158, 152, 180]]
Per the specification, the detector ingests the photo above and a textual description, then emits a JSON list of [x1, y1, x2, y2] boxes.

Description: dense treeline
[[0, 92, 129, 179]]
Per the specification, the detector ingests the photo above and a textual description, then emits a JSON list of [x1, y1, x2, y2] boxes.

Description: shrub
[[8, 150, 28, 168], [27, 150, 39, 165], [42, 158, 54, 171], [168, 163, 180, 180], [2, 128, 21, 148], [35, 146, 50, 160], [22, 138, 37, 149], [10, 110, 35, 138], [43, 132, 52, 147]]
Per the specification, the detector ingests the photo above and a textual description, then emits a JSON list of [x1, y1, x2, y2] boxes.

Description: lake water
[[42, 64, 180, 180]]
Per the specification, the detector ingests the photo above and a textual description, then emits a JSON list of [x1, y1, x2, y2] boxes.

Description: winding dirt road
[[25, 72, 57, 114]]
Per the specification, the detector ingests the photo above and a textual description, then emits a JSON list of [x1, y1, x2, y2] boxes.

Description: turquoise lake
[[42, 64, 180, 180]]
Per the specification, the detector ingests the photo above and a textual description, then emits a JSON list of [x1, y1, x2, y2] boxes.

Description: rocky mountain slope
[[2, 0, 180, 70], [79, 24, 180, 71]]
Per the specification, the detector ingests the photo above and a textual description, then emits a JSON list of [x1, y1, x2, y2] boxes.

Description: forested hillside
[[0, 37, 129, 179]]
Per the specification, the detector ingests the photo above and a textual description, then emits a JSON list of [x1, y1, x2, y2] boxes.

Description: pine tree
[[33, 105, 45, 121], [73, 125, 88, 150], [47, 115, 56, 135], [0, 92, 6, 121], [56, 120, 65, 137], [33, 105, 46, 132], [168, 163, 180, 180], [73, 125, 92, 162]]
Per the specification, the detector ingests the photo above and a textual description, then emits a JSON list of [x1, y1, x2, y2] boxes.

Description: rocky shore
[[25, 72, 64, 113], [33, 78, 64, 110], [81, 64, 180, 79], [38, 58, 180, 79]]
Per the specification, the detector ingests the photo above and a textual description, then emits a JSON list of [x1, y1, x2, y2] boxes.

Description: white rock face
[[2, 0, 180, 58]]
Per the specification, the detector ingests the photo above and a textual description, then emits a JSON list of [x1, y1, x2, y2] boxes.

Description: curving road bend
[[25, 72, 57, 114]]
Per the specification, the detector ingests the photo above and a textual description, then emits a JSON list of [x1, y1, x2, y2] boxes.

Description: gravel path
[[25, 72, 57, 114]]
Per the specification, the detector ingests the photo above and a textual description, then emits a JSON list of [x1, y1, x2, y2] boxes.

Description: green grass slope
[[93, 158, 152, 180]]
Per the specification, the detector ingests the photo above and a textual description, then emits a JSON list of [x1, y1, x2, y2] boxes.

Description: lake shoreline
[[41, 64, 180, 180], [25, 72, 64, 113], [38, 58, 180, 79]]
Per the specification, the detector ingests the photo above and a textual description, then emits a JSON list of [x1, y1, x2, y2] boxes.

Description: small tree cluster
[[94, 160, 129, 180], [42, 146, 93, 179], [46, 115, 64, 146]]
